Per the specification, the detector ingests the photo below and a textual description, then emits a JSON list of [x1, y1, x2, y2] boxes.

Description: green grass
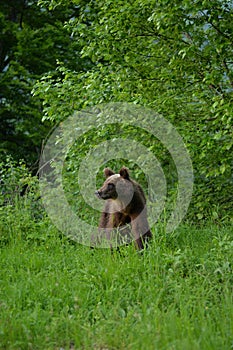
[[0, 203, 232, 349]]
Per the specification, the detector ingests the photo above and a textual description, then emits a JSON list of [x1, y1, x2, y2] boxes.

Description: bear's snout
[[95, 190, 109, 200], [95, 187, 118, 200], [95, 190, 101, 198]]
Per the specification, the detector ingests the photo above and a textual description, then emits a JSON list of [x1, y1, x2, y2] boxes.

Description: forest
[[0, 1, 232, 349]]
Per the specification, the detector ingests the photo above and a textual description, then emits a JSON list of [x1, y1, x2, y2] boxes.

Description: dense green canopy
[[1, 0, 232, 221]]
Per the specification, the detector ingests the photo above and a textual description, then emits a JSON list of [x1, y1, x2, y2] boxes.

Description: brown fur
[[95, 167, 152, 250]]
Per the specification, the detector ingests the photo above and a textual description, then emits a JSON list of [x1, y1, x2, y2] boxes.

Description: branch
[[200, 10, 233, 44]]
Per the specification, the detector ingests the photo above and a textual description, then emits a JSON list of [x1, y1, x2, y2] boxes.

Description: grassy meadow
[[0, 200, 232, 350]]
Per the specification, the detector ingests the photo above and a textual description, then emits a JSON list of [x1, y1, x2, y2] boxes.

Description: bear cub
[[95, 167, 152, 250]]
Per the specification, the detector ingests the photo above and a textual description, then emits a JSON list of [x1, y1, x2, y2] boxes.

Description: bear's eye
[[107, 183, 114, 190]]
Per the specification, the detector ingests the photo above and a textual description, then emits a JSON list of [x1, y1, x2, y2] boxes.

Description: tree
[[34, 0, 233, 221], [0, 0, 89, 169]]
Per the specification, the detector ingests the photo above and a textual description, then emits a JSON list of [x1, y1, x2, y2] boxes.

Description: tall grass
[[0, 197, 232, 350]]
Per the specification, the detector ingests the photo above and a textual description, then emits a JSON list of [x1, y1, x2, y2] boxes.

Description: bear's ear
[[119, 167, 130, 179], [104, 168, 115, 178]]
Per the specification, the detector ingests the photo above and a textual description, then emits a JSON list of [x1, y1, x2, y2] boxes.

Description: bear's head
[[95, 167, 134, 204]]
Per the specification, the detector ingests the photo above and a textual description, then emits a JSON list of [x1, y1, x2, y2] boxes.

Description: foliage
[[34, 0, 233, 222], [0, 157, 44, 246], [0, 0, 90, 168], [0, 156, 38, 203]]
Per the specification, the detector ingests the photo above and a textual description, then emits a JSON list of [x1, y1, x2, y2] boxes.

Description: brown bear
[[95, 166, 152, 250]]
